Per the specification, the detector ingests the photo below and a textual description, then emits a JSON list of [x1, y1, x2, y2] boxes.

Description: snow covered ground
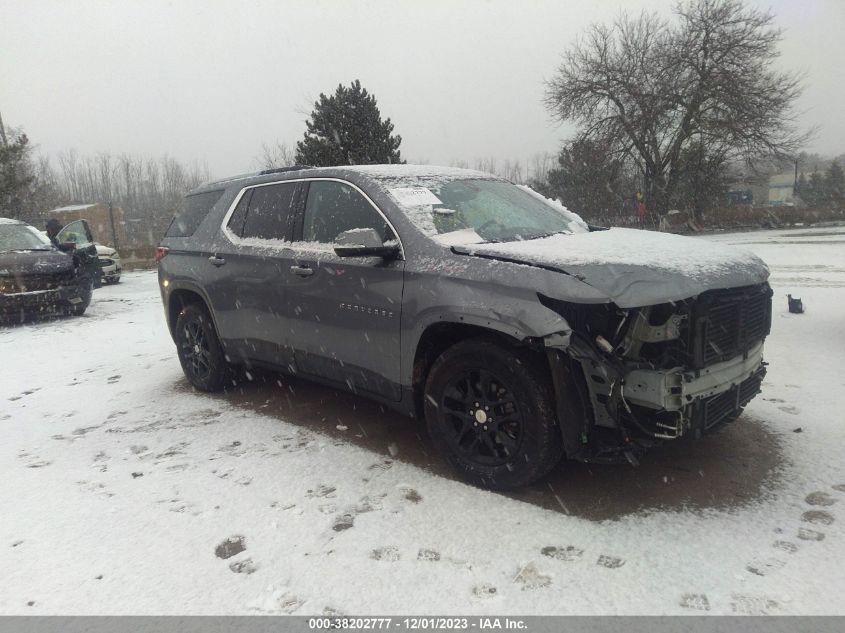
[[1, 225, 844, 615]]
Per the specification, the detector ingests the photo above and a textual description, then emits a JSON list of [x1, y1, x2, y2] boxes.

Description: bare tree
[[545, 0, 809, 220], [39, 149, 210, 245], [258, 141, 296, 170], [527, 152, 556, 185]]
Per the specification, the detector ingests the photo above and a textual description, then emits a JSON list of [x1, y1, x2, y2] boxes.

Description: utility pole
[[108, 201, 119, 249], [0, 110, 7, 148], [0, 111, 9, 217]]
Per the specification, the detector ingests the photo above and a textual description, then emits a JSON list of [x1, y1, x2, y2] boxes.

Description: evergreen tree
[[807, 171, 826, 207], [543, 137, 629, 220], [825, 160, 844, 204], [795, 172, 809, 204], [0, 125, 35, 218], [295, 80, 403, 167]]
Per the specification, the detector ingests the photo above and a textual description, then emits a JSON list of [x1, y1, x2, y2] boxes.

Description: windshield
[[379, 177, 587, 243], [0, 224, 54, 252]]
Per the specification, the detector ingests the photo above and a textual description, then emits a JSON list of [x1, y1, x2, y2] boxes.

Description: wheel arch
[[165, 283, 217, 342], [410, 319, 543, 420]]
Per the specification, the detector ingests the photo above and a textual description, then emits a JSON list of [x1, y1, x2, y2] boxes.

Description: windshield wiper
[[522, 230, 570, 240]]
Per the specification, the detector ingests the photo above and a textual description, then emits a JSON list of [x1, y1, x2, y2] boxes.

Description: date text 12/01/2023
[[307, 618, 528, 630]]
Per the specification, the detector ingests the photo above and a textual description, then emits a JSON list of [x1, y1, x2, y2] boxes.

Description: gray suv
[[158, 165, 772, 489]]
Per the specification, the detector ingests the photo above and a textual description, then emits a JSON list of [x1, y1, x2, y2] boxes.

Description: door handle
[[208, 255, 226, 267], [290, 265, 314, 277]]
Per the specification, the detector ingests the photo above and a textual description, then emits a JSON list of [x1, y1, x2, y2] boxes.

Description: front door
[[57, 219, 101, 288], [285, 179, 404, 400]]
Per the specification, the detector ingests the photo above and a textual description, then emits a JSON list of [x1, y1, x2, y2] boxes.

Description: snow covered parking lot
[[1, 226, 844, 615]]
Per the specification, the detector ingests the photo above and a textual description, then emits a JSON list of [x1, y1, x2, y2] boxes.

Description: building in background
[[45, 203, 126, 247], [767, 173, 799, 206]]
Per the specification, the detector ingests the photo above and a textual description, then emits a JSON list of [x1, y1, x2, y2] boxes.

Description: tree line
[[0, 118, 209, 246]]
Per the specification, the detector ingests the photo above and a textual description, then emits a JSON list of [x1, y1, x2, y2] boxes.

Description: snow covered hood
[[452, 228, 770, 308], [0, 249, 74, 276]]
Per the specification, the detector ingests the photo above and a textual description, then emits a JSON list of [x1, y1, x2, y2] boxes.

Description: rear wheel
[[424, 338, 563, 490], [175, 303, 232, 391]]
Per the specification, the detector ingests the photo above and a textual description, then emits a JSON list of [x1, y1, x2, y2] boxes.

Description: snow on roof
[[49, 203, 99, 212], [340, 164, 493, 180], [0, 217, 25, 225]]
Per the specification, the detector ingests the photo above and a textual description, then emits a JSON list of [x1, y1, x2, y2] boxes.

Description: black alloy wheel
[[440, 368, 524, 467], [181, 318, 212, 382], [424, 338, 564, 490], [175, 303, 232, 392]]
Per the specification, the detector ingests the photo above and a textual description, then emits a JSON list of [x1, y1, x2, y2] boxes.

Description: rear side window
[[166, 190, 224, 237], [241, 182, 298, 241]]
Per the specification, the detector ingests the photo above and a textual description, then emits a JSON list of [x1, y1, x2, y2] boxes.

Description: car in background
[[0, 218, 101, 322], [95, 243, 121, 283]]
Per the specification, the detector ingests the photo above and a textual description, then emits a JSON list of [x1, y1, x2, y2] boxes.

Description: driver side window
[[57, 220, 94, 247], [302, 181, 394, 244]]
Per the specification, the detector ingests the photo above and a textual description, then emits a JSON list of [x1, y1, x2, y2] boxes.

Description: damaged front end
[[541, 283, 773, 464]]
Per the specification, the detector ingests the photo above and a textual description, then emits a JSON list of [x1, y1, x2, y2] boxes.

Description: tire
[[174, 303, 232, 392], [423, 338, 563, 490], [70, 280, 94, 316]]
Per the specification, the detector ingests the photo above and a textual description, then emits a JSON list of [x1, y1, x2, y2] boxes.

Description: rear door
[[206, 181, 302, 367], [57, 219, 101, 288], [285, 179, 405, 400]]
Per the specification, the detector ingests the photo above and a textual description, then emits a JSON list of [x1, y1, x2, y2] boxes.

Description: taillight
[[155, 247, 170, 263]]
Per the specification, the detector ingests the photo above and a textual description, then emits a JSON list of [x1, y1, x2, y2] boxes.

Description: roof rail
[[258, 165, 314, 175]]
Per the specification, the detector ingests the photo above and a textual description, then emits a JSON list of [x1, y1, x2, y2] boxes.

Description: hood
[[0, 249, 74, 277], [452, 228, 769, 308], [95, 244, 117, 257]]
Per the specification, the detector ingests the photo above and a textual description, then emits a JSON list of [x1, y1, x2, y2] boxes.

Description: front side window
[[301, 181, 393, 244], [57, 220, 94, 247], [241, 183, 298, 241]]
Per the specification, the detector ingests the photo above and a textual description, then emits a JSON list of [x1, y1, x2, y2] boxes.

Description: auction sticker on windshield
[[388, 187, 442, 206]]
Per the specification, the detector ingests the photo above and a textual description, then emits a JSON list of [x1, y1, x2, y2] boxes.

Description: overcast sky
[[2, 0, 844, 178]]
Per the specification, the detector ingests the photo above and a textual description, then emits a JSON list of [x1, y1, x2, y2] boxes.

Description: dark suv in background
[[1, 218, 100, 322], [158, 165, 772, 489]]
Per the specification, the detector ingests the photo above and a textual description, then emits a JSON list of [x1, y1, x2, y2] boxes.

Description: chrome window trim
[[218, 177, 405, 258]]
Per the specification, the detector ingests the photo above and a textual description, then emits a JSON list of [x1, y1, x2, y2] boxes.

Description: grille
[[698, 366, 766, 432], [0, 273, 70, 294], [691, 284, 772, 368]]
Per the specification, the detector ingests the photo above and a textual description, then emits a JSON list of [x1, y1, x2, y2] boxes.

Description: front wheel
[[175, 303, 232, 392], [424, 338, 563, 490], [70, 279, 93, 316]]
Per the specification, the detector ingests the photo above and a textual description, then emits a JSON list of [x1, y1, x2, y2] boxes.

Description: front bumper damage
[[545, 333, 767, 463], [621, 341, 765, 435], [0, 285, 87, 320], [539, 282, 772, 463]]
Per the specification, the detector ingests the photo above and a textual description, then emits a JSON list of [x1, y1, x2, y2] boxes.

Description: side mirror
[[333, 228, 400, 259]]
